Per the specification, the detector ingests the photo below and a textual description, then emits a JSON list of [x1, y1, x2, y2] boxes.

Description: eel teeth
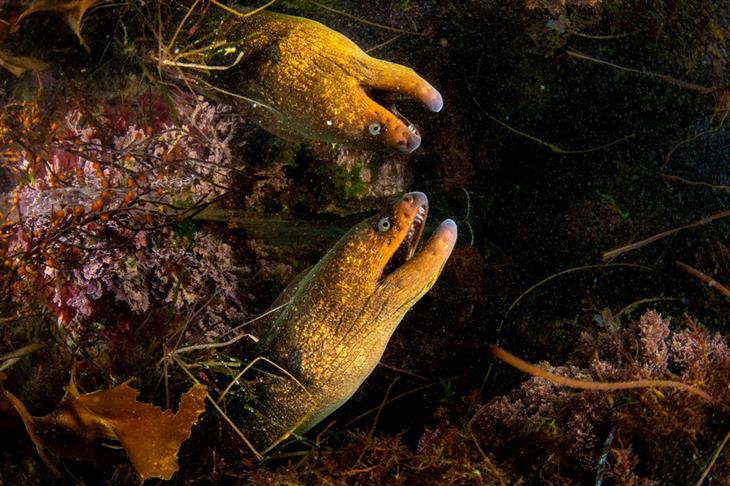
[[405, 205, 427, 250], [390, 103, 420, 136], [383, 203, 428, 275], [414, 205, 426, 224]]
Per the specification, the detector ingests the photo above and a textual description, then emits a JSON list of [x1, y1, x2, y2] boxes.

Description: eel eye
[[368, 122, 382, 136], [377, 216, 392, 232]]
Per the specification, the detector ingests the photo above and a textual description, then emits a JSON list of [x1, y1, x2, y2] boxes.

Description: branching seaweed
[[490, 344, 713, 400]]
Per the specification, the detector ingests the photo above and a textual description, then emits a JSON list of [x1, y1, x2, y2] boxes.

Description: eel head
[[210, 11, 443, 153], [343, 65, 444, 154], [342, 191, 457, 301]]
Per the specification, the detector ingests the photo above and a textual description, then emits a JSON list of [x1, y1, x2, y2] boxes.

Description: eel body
[[166, 5, 443, 152], [242, 192, 457, 454]]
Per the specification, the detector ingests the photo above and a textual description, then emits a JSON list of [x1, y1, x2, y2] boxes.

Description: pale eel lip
[[373, 79, 443, 114], [430, 218, 458, 253], [419, 85, 444, 113], [394, 125, 422, 154]]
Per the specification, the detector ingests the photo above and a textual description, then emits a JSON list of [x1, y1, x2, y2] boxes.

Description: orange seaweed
[[490, 344, 712, 401], [0, 369, 207, 480]]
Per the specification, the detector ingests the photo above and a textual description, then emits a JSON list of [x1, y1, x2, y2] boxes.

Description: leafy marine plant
[[0, 366, 207, 480], [0, 0, 103, 75], [0, 86, 258, 481], [0, 92, 247, 341], [477, 310, 729, 484]]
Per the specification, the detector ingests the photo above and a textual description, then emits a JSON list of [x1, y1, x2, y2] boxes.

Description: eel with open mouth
[[239, 192, 457, 455], [165, 5, 443, 153]]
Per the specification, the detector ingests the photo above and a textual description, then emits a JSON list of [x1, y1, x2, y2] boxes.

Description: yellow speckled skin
[[173, 7, 443, 152], [243, 193, 457, 454]]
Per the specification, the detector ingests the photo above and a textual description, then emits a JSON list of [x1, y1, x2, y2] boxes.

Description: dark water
[[0, 1, 728, 484]]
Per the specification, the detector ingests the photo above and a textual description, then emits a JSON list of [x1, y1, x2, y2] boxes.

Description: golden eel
[[241, 192, 456, 454], [168, 6, 443, 153]]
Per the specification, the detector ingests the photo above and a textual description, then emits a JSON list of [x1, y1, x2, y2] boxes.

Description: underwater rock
[[331, 148, 413, 198], [239, 192, 457, 454], [163, 6, 443, 153]]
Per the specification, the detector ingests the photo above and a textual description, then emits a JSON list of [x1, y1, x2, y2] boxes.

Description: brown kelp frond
[[0, 0, 98, 75], [158, 301, 297, 458], [0, 51, 49, 77], [603, 210, 730, 261], [306, 0, 425, 36], [565, 48, 729, 96], [0, 368, 207, 480], [0, 343, 44, 372], [490, 344, 713, 401], [676, 260, 730, 301], [0, 371, 60, 477]]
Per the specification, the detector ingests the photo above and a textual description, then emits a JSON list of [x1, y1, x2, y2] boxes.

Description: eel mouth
[[383, 192, 429, 276], [390, 103, 421, 141], [370, 90, 442, 153]]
